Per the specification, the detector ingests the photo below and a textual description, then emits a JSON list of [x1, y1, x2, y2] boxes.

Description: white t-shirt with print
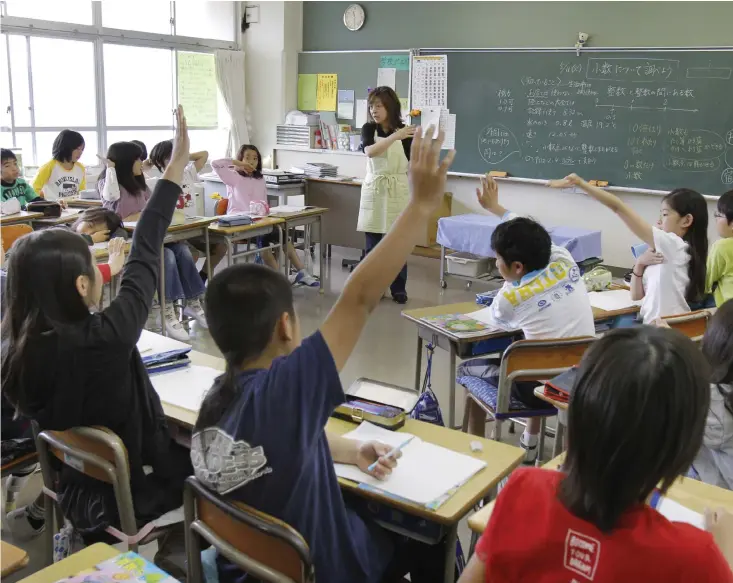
[[480, 213, 596, 340], [640, 227, 691, 323], [32, 160, 86, 200], [145, 162, 200, 215]]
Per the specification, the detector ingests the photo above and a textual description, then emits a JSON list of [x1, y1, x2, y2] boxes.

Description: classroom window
[[0, 35, 11, 131], [3, 0, 93, 25], [101, 1, 174, 35], [7, 34, 31, 127], [175, 2, 236, 42], [11, 132, 34, 166]]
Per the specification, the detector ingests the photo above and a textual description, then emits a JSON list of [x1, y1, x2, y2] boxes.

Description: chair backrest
[[35, 426, 137, 536], [663, 309, 710, 342], [184, 477, 313, 583], [496, 336, 597, 413], [215, 198, 228, 216], [1, 224, 32, 253]]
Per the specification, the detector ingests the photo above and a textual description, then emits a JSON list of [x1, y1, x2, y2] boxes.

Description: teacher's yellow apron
[[357, 136, 409, 234]]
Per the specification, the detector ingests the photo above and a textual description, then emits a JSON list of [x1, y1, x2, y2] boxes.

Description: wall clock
[[343, 4, 365, 31]]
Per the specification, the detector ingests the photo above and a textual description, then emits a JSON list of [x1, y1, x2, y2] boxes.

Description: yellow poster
[[178, 52, 218, 127], [297, 74, 318, 111], [316, 73, 338, 111]]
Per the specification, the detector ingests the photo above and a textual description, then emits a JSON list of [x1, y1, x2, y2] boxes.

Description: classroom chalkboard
[[298, 51, 411, 128], [417, 49, 733, 194]]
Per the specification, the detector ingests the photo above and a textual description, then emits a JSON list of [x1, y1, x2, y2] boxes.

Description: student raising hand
[[106, 237, 126, 277], [162, 105, 191, 186]]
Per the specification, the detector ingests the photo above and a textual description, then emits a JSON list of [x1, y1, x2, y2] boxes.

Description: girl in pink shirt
[[212, 145, 318, 287]]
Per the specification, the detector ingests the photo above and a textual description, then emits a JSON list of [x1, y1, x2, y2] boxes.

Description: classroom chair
[[662, 309, 711, 343], [215, 198, 228, 216], [1, 223, 32, 252], [1, 541, 29, 577], [35, 425, 177, 567], [458, 336, 596, 463], [184, 476, 314, 583]]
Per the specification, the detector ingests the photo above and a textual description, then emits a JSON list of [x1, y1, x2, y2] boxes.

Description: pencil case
[[333, 378, 419, 431], [475, 289, 499, 306]]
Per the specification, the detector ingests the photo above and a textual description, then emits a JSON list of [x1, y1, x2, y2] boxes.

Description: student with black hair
[[98, 141, 207, 341], [1, 107, 193, 577], [358, 86, 416, 304], [33, 129, 86, 201], [707, 191, 733, 306], [459, 326, 733, 583], [551, 174, 709, 322], [191, 127, 457, 583], [457, 175, 594, 462], [130, 139, 147, 164], [73, 207, 128, 244], [1, 149, 39, 207]]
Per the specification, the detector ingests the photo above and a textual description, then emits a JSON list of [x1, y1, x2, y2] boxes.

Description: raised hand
[[476, 174, 504, 216], [106, 237, 127, 276], [548, 173, 584, 189], [96, 154, 115, 169], [408, 125, 455, 215], [162, 105, 191, 186]]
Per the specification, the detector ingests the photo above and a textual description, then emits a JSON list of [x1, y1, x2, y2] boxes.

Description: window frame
[[1, 1, 239, 165]]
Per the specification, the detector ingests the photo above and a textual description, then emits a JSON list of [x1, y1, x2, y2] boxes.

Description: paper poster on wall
[[316, 73, 338, 111], [177, 52, 218, 127], [377, 67, 396, 90], [356, 99, 369, 129], [399, 98, 409, 122], [380, 55, 410, 71], [337, 89, 355, 120], [420, 106, 442, 137], [411, 55, 447, 108], [297, 74, 318, 111], [443, 113, 456, 150]]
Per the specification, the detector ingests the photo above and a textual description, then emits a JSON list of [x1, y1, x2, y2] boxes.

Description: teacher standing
[[358, 87, 416, 304]]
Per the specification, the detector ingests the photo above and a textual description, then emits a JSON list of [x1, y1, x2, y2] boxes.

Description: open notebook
[[334, 422, 487, 508]]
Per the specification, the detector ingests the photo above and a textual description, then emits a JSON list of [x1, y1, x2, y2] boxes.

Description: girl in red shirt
[[460, 326, 733, 583]]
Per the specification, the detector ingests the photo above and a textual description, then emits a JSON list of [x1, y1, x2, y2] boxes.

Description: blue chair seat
[[457, 375, 557, 421]]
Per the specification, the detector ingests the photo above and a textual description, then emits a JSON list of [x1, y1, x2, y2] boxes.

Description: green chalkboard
[[298, 51, 411, 128], [417, 49, 733, 194]]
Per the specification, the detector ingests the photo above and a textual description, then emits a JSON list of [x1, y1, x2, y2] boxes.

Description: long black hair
[[98, 142, 148, 197], [72, 207, 124, 235], [149, 140, 173, 174], [1, 229, 94, 415], [195, 264, 294, 430], [235, 144, 263, 179], [367, 86, 404, 132], [130, 140, 148, 162], [663, 188, 708, 303], [702, 299, 733, 414], [52, 130, 85, 163], [559, 326, 710, 532]]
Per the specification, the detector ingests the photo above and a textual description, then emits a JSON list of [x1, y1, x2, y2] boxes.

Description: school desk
[[32, 208, 83, 228], [124, 216, 216, 337], [270, 206, 328, 293], [304, 178, 365, 252], [0, 210, 45, 226], [402, 299, 640, 429], [18, 543, 118, 583], [328, 416, 525, 583], [467, 453, 733, 536], [208, 216, 285, 271], [65, 196, 102, 209], [1, 541, 29, 577]]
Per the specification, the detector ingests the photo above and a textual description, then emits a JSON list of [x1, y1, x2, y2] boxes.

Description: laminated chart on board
[[316, 73, 338, 111], [178, 52, 218, 127], [298, 74, 318, 111], [337, 89, 355, 119], [411, 54, 448, 108], [377, 67, 397, 90]]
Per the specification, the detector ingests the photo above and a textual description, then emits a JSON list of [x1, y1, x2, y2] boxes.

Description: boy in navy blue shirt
[[191, 127, 456, 583]]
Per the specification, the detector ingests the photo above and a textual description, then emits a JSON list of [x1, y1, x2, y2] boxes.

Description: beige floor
[[2, 247, 551, 581]]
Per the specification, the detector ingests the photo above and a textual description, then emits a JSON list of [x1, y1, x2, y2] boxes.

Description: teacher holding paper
[[358, 87, 416, 304]]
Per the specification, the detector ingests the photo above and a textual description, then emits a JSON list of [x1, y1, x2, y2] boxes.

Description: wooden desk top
[[65, 197, 102, 208], [327, 417, 524, 525], [306, 177, 362, 187], [467, 453, 733, 534], [534, 386, 569, 411], [208, 216, 284, 235], [123, 216, 217, 233], [0, 210, 45, 225], [1, 541, 29, 577], [270, 206, 329, 219], [18, 543, 118, 583], [33, 208, 83, 226]]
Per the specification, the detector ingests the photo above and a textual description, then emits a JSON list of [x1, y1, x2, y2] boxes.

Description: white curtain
[[215, 49, 250, 157]]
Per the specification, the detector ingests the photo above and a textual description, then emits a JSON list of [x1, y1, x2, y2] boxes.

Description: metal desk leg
[[278, 226, 284, 273], [443, 525, 458, 583], [448, 343, 457, 429], [226, 237, 233, 267], [440, 245, 447, 289], [553, 420, 565, 457], [159, 244, 167, 336], [204, 228, 212, 281], [414, 335, 424, 393], [318, 215, 325, 294]]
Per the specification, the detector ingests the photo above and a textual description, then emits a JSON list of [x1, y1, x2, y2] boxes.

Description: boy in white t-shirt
[[458, 176, 595, 463]]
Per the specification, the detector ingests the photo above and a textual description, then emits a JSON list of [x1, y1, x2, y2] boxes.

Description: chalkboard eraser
[[488, 171, 508, 178], [589, 180, 609, 187]]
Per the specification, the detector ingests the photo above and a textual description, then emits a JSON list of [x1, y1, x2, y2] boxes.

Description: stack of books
[[304, 162, 338, 178]]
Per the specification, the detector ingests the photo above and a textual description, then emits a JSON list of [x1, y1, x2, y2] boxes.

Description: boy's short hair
[[491, 217, 551, 272], [1, 149, 17, 163], [718, 190, 733, 223], [560, 327, 710, 532]]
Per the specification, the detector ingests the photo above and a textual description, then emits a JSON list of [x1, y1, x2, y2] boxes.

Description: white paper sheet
[[355, 99, 368, 129], [269, 205, 311, 215], [151, 365, 221, 412], [337, 89, 355, 120], [411, 55, 448, 108], [588, 290, 642, 312], [443, 113, 456, 150], [137, 329, 189, 355], [377, 67, 396, 90], [656, 497, 705, 530], [420, 106, 442, 139], [333, 422, 487, 506], [465, 307, 505, 330]]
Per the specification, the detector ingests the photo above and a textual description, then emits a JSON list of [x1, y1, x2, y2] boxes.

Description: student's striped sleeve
[[32, 160, 55, 194]]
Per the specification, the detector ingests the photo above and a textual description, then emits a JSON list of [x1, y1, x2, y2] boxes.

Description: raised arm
[[549, 174, 654, 246], [321, 126, 455, 370], [99, 164, 120, 202], [98, 106, 190, 344], [211, 158, 245, 188], [189, 150, 209, 173], [475, 174, 508, 218], [362, 125, 416, 158]]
